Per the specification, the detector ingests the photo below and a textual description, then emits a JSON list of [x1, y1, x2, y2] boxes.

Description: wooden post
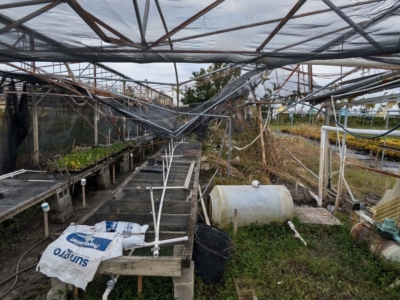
[[138, 276, 143, 294], [257, 104, 267, 173], [74, 286, 78, 300]]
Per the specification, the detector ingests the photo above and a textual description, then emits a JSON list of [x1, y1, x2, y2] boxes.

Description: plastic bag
[[94, 221, 148, 249], [37, 224, 123, 290]]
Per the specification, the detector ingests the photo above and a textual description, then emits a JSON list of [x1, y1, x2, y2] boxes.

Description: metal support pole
[[32, 85, 39, 163], [122, 116, 126, 140], [216, 123, 229, 167], [112, 164, 116, 184], [323, 104, 330, 201], [381, 112, 390, 169], [94, 102, 98, 146], [81, 178, 86, 208], [149, 187, 157, 238], [257, 105, 267, 173], [228, 117, 232, 177], [44, 210, 49, 238], [318, 128, 326, 207], [234, 209, 238, 235], [335, 105, 348, 210]]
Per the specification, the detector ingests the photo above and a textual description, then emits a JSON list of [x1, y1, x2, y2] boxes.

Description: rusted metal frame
[[12, 33, 27, 47], [161, 0, 382, 46], [0, 40, 19, 50], [321, 0, 382, 50], [84, 11, 142, 49], [142, 0, 151, 36], [78, 62, 91, 76], [66, 0, 137, 47], [154, 0, 180, 128], [95, 62, 173, 100], [10, 46, 400, 60], [275, 24, 352, 52], [150, 0, 225, 49], [0, 0, 54, 10], [256, 0, 307, 52], [0, 0, 61, 36], [315, 1, 400, 53], [183, 148, 201, 264], [132, 0, 147, 45], [276, 65, 300, 94], [0, 14, 64, 48]]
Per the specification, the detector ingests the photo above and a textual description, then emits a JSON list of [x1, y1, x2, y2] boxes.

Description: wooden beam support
[[183, 161, 195, 189], [97, 256, 182, 277]]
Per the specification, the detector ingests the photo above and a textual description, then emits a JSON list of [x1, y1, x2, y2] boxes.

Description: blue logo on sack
[[66, 233, 112, 251], [105, 221, 118, 232], [53, 248, 89, 267]]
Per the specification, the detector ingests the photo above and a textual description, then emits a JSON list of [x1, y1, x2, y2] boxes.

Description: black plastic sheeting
[[0, 82, 30, 174], [1, 1, 400, 66], [91, 69, 263, 138]]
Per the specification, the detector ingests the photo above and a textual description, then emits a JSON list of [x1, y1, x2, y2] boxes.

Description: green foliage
[[77, 221, 400, 299], [51, 141, 134, 171], [180, 63, 241, 104]]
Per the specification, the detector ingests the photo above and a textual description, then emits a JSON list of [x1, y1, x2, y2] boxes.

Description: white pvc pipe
[[102, 289, 111, 300], [153, 141, 184, 258], [149, 187, 158, 241], [322, 126, 400, 137], [0, 169, 27, 180], [305, 58, 400, 69], [319, 125, 400, 206], [147, 186, 183, 190], [126, 236, 189, 251], [318, 128, 326, 207]]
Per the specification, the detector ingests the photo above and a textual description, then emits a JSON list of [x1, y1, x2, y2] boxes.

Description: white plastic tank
[[208, 185, 294, 229]]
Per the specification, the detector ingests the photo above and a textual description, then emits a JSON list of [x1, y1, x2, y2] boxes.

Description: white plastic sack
[[94, 221, 148, 249], [37, 225, 123, 290]]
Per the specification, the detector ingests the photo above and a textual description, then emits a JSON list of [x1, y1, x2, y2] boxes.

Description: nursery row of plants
[[51, 141, 134, 172], [282, 124, 400, 160]]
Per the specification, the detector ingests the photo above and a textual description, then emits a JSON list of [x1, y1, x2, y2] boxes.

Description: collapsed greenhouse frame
[[2, 0, 400, 299]]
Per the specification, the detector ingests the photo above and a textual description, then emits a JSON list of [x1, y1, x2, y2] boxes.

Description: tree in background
[[180, 63, 241, 105]]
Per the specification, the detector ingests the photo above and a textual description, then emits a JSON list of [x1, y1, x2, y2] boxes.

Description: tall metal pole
[[32, 85, 39, 163], [93, 64, 98, 146], [228, 117, 231, 177], [335, 105, 349, 210]]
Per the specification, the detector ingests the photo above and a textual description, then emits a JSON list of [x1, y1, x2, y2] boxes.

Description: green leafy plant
[[51, 141, 134, 171]]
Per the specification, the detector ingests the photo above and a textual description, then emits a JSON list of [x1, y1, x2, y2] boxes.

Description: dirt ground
[[0, 163, 358, 300]]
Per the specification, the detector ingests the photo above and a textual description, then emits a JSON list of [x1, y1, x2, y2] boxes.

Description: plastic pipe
[[321, 125, 400, 137], [153, 141, 186, 258], [149, 187, 158, 239], [198, 185, 210, 226], [81, 178, 86, 208], [288, 221, 307, 246], [126, 236, 189, 251]]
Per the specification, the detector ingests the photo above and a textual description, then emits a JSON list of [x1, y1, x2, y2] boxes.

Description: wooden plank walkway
[[295, 207, 341, 225]]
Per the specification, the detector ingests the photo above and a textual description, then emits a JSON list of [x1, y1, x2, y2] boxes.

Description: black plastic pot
[[193, 224, 233, 284]]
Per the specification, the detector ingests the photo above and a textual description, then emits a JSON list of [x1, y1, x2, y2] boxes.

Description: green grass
[[79, 218, 400, 300]]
